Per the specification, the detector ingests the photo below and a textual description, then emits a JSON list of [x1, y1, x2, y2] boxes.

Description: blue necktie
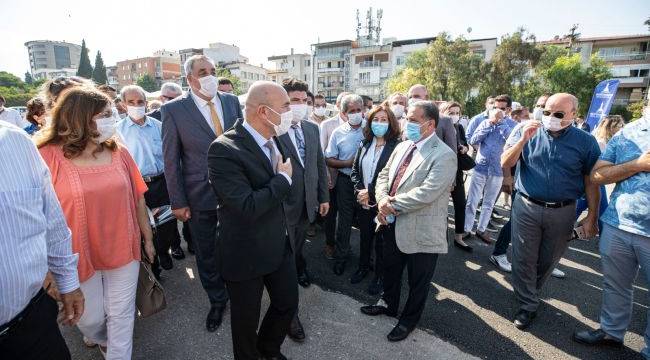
[[292, 124, 306, 165]]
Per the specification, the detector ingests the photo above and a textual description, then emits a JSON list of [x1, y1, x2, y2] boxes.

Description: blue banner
[[585, 79, 620, 131]]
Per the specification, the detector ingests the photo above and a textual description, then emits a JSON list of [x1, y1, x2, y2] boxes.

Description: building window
[[640, 69, 649, 77], [53, 45, 71, 69], [292, 60, 295, 67], [396, 56, 405, 66], [304, 75, 307, 81], [305, 59, 311, 67], [138, 63, 142, 68], [359, 72, 371, 84]]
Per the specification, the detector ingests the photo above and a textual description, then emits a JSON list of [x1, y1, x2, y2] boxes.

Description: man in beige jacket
[[360, 100, 457, 342]]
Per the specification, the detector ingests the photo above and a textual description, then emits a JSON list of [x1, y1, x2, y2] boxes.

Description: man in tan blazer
[[360, 100, 457, 342]]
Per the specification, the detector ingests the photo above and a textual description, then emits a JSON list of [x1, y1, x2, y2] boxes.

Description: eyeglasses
[[542, 110, 566, 119], [161, 95, 176, 101]]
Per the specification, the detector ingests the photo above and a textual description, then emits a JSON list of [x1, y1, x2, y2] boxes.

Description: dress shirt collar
[[291, 120, 303, 129], [190, 90, 218, 108], [243, 120, 270, 147], [412, 131, 436, 151], [126, 115, 153, 127]]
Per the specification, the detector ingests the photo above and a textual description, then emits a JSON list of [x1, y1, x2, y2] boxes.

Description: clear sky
[[1, 0, 648, 79]]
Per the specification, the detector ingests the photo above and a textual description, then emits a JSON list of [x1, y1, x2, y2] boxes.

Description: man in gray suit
[[278, 78, 330, 343], [360, 101, 457, 342], [161, 54, 243, 332]]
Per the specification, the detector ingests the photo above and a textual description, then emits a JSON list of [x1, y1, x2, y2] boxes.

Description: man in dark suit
[[208, 81, 297, 360], [161, 54, 243, 332], [278, 78, 330, 343]]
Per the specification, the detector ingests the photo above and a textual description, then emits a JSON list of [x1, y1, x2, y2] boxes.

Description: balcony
[[615, 76, 649, 88], [318, 82, 344, 89], [596, 51, 650, 62], [317, 67, 344, 73], [358, 60, 381, 68]]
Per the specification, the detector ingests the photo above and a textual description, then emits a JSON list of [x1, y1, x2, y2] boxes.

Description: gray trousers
[[511, 194, 576, 312], [599, 223, 650, 358]]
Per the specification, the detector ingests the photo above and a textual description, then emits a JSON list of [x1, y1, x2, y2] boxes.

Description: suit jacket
[[279, 120, 329, 226], [207, 120, 292, 281], [161, 90, 242, 211], [351, 137, 399, 204], [436, 116, 458, 152], [375, 134, 457, 254], [147, 108, 162, 121]]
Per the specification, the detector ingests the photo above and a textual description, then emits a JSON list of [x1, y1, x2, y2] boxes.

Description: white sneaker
[[551, 268, 566, 279], [489, 254, 512, 273]]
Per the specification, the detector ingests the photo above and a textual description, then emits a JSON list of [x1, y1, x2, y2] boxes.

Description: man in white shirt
[[0, 95, 28, 128]]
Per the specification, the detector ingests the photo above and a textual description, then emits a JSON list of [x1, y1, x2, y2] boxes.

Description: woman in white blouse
[[350, 103, 402, 295]]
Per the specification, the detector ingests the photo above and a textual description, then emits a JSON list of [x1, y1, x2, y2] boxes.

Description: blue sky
[[0, 0, 648, 78]]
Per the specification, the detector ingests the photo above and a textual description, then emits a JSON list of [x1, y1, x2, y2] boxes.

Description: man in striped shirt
[[0, 122, 84, 359]]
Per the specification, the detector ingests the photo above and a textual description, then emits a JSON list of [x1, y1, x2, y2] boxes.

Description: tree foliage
[[92, 51, 108, 85], [76, 39, 94, 79], [0, 71, 45, 107], [136, 74, 158, 92], [216, 67, 243, 95]]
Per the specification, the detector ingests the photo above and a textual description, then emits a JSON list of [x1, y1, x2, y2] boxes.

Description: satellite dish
[[467, 27, 472, 33]]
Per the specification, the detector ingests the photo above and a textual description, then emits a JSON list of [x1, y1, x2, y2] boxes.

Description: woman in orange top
[[35, 87, 155, 359]]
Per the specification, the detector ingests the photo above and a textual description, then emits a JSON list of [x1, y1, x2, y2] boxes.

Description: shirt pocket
[[0, 187, 46, 240]]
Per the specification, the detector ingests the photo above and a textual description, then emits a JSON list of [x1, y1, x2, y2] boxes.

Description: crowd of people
[[0, 53, 648, 360]]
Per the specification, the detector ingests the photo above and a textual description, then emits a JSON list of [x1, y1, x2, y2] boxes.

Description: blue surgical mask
[[371, 122, 389, 137], [405, 121, 424, 142]]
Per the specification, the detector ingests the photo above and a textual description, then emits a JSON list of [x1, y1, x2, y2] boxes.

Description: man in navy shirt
[[501, 93, 601, 330]]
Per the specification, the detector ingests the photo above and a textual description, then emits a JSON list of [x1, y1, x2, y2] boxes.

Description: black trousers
[[171, 220, 193, 251], [0, 290, 70, 360], [334, 174, 356, 264], [493, 190, 516, 256], [324, 185, 338, 247], [144, 176, 178, 272], [225, 247, 299, 360], [288, 205, 309, 276], [381, 224, 439, 329], [188, 209, 228, 306], [450, 170, 466, 235], [357, 207, 383, 274]]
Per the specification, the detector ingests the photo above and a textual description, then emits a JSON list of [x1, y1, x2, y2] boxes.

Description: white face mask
[[289, 104, 308, 123], [542, 115, 571, 132], [313, 106, 327, 117], [449, 114, 460, 124], [532, 107, 544, 122], [266, 106, 293, 136], [391, 104, 405, 118], [94, 114, 118, 143], [127, 105, 146, 120], [347, 112, 363, 126], [197, 75, 218, 98]]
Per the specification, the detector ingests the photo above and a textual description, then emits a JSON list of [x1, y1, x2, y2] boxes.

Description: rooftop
[[540, 34, 650, 45]]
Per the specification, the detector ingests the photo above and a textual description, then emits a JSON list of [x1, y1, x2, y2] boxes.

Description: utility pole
[[565, 24, 580, 56]]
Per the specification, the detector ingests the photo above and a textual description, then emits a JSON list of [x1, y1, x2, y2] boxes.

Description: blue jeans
[[575, 185, 608, 233]]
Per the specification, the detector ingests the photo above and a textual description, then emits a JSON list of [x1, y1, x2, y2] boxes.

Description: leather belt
[[519, 192, 575, 209], [143, 173, 165, 183], [0, 288, 46, 339]]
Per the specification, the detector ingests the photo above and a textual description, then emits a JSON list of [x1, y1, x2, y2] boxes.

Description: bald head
[[546, 93, 578, 115], [245, 81, 290, 139], [408, 84, 428, 100]]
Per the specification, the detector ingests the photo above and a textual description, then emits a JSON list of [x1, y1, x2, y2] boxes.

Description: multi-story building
[[312, 40, 354, 102], [223, 62, 268, 93], [267, 49, 313, 90], [115, 50, 182, 89], [540, 34, 650, 105], [24, 40, 82, 80]]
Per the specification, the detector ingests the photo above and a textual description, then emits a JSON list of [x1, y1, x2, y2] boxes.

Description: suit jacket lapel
[[181, 92, 217, 139], [235, 121, 274, 176], [398, 135, 438, 189], [279, 132, 302, 168]]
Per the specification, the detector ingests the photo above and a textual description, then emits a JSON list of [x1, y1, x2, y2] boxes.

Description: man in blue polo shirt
[[574, 110, 650, 355], [501, 93, 601, 330]]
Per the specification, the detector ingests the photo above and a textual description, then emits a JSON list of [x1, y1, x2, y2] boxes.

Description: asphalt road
[[62, 193, 647, 360]]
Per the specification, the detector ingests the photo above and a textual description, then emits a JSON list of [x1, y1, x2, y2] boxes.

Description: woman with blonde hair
[[593, 115, 625, 151], [35, 87, 155, 359]]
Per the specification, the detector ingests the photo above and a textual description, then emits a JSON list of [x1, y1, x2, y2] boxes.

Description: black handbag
[[458, 153, 476, 171]]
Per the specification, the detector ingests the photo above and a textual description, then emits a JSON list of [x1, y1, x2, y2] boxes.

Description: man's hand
[[43, 272, 61, 301], [172, 207, 191, 222], [378, 197, 397, 216], [580, 216, 599, 239], [489, 110, 504, 125], [636, 150, 650, 172], [377, 212, 388, 225], [458, 145, 469, 154], [60, 288, 84, 326], [277, 156, 293, 178], [345, 157, 355, 168], [319, 202, 330, 217], [502, 176, 514, 194], [356, 189, 370, 206], [143, 239, 156, 263], [519, 121, 542, 144]]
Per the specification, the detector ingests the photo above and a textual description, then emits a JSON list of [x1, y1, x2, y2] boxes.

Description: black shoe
[[159, 253, 173, 270], [152, 265, 162, 281], [367, 276, 383, 295], [454, 240, 473, 252], [306, 224, 316, 238], [513, 309, 536, 330], [333, 262, 345, 276], [360, 305, 396, 317], [261, 354, 287, 360], [492, 212, 505, 220], [187, 243, 195, 255], [171, 247, 185, 260], [387, 324, 413, 342], [288, 315, 306, 343], [350, 268, 369, 284], [206, 305, 225, 332], [573, 329, 623, 348], [297, 271, 311, 288]]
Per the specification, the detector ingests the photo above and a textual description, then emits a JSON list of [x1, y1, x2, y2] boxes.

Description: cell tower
[[356, 7, 383, 46]]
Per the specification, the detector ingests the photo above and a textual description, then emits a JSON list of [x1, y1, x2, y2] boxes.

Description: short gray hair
[[120, 85, 147, 102], [341, 94, 363, 113], [184, 55, 215, 77], [160, 82, 182, 95], [411, 100, 439, 127]]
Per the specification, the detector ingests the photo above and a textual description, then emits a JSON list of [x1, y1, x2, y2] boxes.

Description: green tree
[[136, 74, 158, 92], [24, 72, 33, 85], [386, 32, 483, 107], [627, 100, 645, 121], [92, 51, 108, 84], [538, 54, 611, 115], [0, 71, 27, 89], [215, 67, 243, 95], [76, 39, 94, 79]]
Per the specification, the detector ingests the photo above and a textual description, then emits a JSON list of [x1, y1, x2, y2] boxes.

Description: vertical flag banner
[[586, 79, 620, 131]]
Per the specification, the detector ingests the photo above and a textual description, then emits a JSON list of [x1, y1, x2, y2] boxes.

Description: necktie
[[207, 101, 223, 136], [389, 145, 417, 197], [264, 140, 278, 173], [291, 124, 306, 165]]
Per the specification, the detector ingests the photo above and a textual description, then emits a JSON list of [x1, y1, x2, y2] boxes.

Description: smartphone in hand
[[572, 225, 587, 240]]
